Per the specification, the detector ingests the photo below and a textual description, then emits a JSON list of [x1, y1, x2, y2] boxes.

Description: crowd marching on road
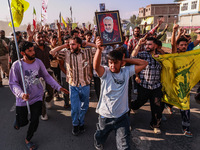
[[1, 15, 200, 150]]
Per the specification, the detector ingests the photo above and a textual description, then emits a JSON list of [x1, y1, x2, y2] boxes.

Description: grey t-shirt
[[96, 65, 135, 118]]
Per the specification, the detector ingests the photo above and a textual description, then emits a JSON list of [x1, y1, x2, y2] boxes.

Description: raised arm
[[56, 21, 62, 45], [27, 24, 35, 42], [49, 44, 67, 56], [148, 17, 164, 35], [123, 58, 148, 74], [193, 34, 200, 47], [93, 37, 105, 77], [131, 34, 147, 57], [171, 21, 179, 53], [176, 27, 184, 42]]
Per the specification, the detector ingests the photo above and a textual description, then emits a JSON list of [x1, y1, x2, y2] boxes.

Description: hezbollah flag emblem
[[9, 0, 30, 27], [154, 49, 200, 110]]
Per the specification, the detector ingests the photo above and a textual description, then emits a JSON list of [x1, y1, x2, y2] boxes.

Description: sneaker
[[45, 101, 53, 109], [183, 129, 193, 138], [94, 135, 103, 150], [41, 114, 48, 121], [72, 126, 79, 136], [79, 125, 85, 133]]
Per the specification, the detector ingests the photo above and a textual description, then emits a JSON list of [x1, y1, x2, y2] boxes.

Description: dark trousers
[[131, 85, 163, 128], [93, 76, 101, 100], [51, 66, 61, 83], [15, 101, 42, 141], [94, 113, 131, 150], [180, 109, 190, 131], [42, 70, 54, 116]]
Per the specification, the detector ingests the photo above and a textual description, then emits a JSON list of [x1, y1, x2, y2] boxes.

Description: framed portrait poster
[[95, 10, 123, 46]]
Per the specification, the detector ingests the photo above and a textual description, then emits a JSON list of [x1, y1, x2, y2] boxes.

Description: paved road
[[0, 78, 200, 150]]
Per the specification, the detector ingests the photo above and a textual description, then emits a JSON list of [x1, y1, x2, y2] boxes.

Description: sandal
[[183, 129, 193, 138], [25, 141, 37, 150]]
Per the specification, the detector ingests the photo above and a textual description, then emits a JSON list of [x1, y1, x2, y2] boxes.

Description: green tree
[[190, 32, 197, 42], [135, 16, 141, 25], [160, 33, 167, 42], [130, 15, 136, 24], [168, 23, 173, 32]]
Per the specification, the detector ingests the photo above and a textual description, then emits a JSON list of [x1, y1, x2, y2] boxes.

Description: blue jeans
[[94, 113, 131, 150], [69, 84, 90, 126]]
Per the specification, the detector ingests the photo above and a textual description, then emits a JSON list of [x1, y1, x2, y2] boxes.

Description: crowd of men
[[0, 18, 200, 150]]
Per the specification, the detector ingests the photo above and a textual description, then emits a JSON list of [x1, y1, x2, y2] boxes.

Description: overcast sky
[[0, 0, 175, 25]]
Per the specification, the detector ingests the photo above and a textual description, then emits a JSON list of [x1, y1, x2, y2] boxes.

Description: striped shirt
[[58, 48, 93, 87]]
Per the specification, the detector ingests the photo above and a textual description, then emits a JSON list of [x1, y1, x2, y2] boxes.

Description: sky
[[0, 0, 175, 26]]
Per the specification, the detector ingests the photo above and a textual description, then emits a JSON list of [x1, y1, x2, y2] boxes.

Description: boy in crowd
[[93, 37, 148, 150]]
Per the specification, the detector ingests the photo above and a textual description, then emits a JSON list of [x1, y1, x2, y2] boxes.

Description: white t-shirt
[[96, 65, 135, 118]]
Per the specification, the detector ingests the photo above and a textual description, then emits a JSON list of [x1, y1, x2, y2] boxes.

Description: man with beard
[[27, 26, 55, 120], [128, 18, 164, 56], [130, 36, 164, 134], [9, 41, 68, 150], [101, 16, 121, 44], [50, 37, 93, 136], [128, 18, 164, 96]]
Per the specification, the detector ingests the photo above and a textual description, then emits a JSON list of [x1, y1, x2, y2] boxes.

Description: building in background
[[139, 3, 180, 31], [178, 0, 200, 33]]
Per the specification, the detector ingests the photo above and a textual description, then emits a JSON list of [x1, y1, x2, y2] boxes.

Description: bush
[[160, 33, 167, 42], [190, 32, 197, 42]]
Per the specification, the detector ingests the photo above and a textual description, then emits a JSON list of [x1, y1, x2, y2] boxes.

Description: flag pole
[[7, 0, 31, 117]]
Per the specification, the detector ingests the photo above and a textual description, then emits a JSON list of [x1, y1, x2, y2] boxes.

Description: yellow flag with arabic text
[[9, 0, 29, 27], [154, 49, 200, 110]]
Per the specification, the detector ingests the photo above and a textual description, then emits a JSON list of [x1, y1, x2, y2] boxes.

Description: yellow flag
[[154, 49, 200, 110], [9, 0, 30, 27], [72, 23, 77, 30], [62, 16, 67, 28]]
